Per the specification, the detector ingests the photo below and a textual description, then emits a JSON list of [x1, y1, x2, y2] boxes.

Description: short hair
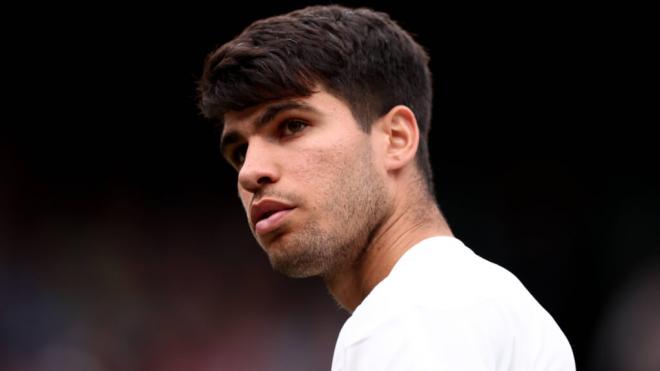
[[198, 5, 435, 194]]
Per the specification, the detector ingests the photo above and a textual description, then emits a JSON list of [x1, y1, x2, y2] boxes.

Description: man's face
[[221, 89, 390, 278]]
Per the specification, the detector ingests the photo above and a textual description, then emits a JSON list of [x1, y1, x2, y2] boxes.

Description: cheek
[[293, 139, 367, 200], [297, 143, 351, 182]]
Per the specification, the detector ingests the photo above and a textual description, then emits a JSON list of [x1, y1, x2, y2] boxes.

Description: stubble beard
[[264, 148, 389, 279]]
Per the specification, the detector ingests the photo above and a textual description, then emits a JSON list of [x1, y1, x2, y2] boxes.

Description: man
[[197, 5, 575, 370]]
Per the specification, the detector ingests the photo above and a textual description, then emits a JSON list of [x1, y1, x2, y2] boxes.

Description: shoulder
[[377, 236, 532, 311], [331, 237, 575, 371]]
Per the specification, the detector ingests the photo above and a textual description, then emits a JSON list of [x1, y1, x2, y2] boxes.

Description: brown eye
[[232, 144, 247, 167], [281, 119, 308, 136]]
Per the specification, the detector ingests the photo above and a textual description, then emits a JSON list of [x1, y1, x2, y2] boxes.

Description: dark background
[[2, 2, 657, 370]]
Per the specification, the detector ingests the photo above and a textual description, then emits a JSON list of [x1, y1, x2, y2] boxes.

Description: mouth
[[251, 200, 295, 235]]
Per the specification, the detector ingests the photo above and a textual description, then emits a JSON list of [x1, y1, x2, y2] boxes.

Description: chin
[[257, 229, 289, 252], [271, 260, 324, 278], [266, 237, 326, 278]]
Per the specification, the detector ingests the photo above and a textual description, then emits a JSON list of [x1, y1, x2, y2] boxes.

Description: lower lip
[[255, 209, 294, 235]]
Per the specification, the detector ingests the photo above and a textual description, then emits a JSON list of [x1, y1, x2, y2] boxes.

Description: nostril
[[257, 176, 271, 185]]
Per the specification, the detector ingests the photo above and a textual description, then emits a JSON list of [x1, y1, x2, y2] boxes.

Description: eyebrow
[[220, 101, 320, 156]]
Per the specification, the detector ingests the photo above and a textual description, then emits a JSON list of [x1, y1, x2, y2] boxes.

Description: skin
[[221, 87, 452, 312]]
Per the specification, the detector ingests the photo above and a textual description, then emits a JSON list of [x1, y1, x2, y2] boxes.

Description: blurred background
[[2, 2, 657, 370]]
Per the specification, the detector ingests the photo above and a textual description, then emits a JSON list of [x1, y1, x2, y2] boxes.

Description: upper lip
[[250, 199, 295, 226]]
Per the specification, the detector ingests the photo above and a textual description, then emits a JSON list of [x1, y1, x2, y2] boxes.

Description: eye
[[281, 119, 308, 137], [231, 144, 247, 168]]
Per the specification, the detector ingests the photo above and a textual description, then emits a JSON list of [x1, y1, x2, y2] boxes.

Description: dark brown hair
[[198, 5, 435, 194]]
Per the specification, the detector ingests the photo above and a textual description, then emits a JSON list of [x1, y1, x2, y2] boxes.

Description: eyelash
[[280, 118, 309, 137]]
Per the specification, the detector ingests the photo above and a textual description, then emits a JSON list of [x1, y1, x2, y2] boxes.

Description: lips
[[250, 199, 295, 235]]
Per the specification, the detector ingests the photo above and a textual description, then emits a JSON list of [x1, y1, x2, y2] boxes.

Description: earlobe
[[383, 105, 419, 171]]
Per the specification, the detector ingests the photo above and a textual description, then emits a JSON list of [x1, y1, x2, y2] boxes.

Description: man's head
[[198, 5, 434, 193], [197, 5, 437, 278]]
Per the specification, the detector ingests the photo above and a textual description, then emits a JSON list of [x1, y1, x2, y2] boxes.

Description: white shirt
[[331, 236, 575, 370]]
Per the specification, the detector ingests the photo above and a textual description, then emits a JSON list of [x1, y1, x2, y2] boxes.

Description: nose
[[237, 138, 280, 193]]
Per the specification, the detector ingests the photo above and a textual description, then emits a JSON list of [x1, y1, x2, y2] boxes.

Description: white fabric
[[331, 236, 575, 371]]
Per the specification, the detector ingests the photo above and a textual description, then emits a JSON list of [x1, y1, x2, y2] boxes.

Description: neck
[[323, 197, 452, 312]]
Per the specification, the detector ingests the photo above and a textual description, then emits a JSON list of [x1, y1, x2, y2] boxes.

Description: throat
[[322, 212, 453, 313], [323, 265, 368, 313]]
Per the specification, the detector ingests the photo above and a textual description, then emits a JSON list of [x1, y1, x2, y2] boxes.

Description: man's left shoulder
[[390, 237, 532, 308]]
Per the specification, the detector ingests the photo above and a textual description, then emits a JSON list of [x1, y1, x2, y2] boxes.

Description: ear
[[379, 105, 420, 172]]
